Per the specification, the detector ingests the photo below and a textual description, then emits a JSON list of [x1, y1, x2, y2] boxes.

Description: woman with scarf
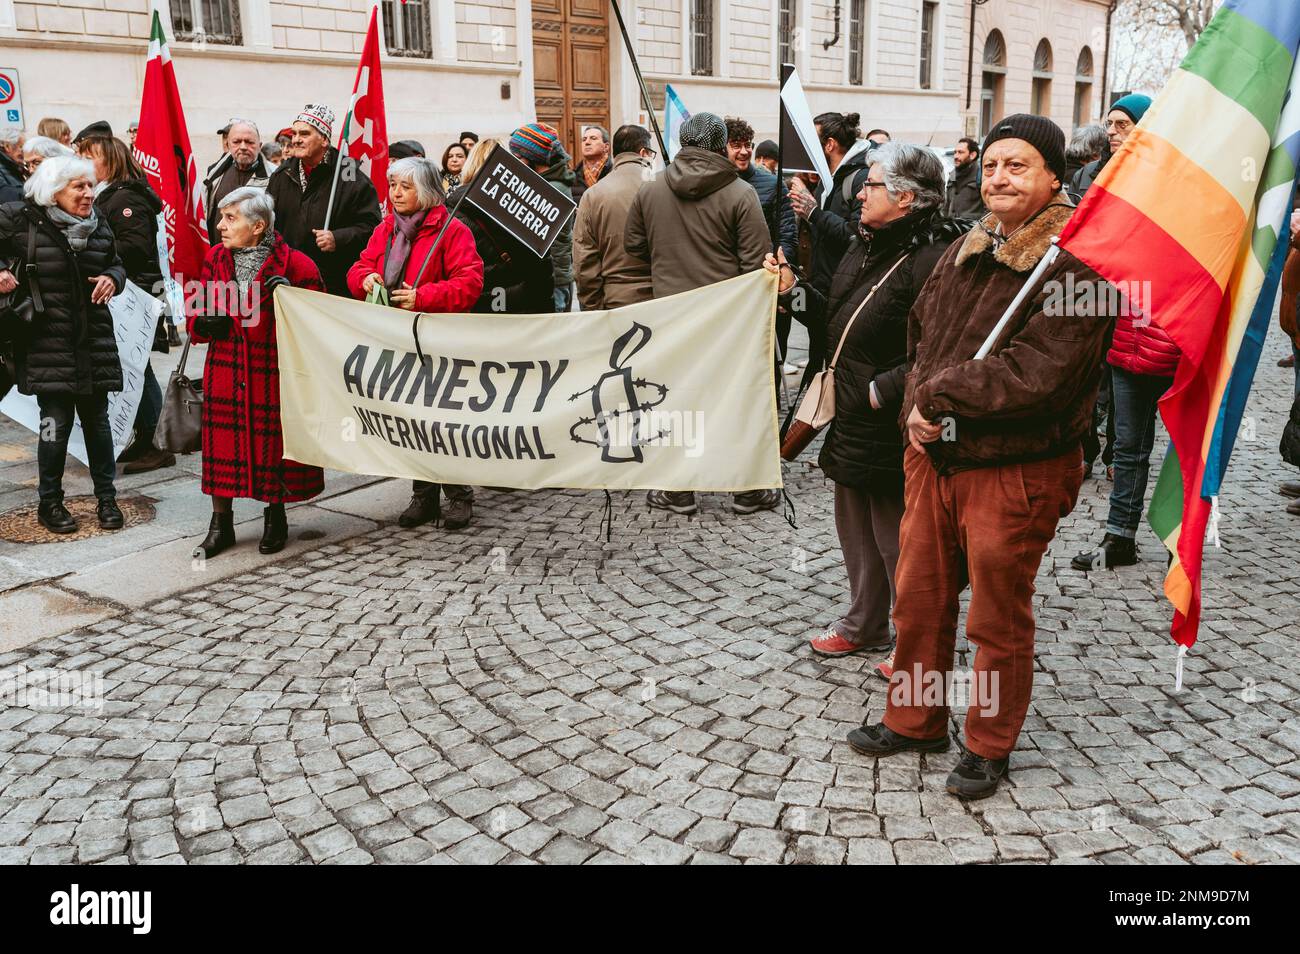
[[0, 155, 126, 534], [440, 143, 467, 194], [189, 186, 326, 559], [766, 143, 968, 667], [346, 156, 484, 532]]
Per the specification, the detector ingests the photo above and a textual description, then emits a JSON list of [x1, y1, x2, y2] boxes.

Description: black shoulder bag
[[0, 221, 44, 398]]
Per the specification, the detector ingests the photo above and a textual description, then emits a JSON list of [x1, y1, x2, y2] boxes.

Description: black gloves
[[194, 313, 232, 340]]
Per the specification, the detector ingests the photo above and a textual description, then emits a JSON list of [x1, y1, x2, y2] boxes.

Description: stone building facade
[[0, 0, 1113, 169]]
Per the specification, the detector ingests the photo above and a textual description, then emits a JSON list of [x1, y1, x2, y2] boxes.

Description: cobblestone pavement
[[1, 335, 1298, 865]]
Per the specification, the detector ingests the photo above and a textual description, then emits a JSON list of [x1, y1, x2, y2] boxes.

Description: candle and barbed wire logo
[[567, 322, 675, 463]]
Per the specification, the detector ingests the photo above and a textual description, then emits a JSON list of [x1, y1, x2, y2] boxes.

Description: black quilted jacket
[[0, 199, 125, 395], [790, 208, 969, 493]]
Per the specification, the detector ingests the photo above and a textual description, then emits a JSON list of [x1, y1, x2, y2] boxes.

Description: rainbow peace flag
[[1058, 0, 1300, 649]]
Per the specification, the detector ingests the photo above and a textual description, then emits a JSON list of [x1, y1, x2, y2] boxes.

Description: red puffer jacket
[[1107, 310, 1181, 377]]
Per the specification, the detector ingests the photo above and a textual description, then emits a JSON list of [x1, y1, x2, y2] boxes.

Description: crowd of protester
[[1, 91, 1298, 801]]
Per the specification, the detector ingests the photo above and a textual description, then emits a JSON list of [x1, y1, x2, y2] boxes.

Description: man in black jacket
[[943, 137, 985, 221], [202, 120, 271, 239], [266, 105, 381, 296]]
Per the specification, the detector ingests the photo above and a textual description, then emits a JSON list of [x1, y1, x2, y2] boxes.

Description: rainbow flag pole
[[1058, 0, 1300, 676]]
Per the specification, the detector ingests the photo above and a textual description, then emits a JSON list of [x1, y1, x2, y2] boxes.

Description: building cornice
[[0, 35, 519, 76]]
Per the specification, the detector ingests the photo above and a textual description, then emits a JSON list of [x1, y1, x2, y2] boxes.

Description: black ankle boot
[[37, 498, 78, 535], [259, 504, 288, 554], [195, 512, 235, 560], [1070, 533, 1137, 571]]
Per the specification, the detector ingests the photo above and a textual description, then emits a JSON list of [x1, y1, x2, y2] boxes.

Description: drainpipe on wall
[[964, 0, 991, 111], [823, 0, 841, 50], [1101, 0, 1118, 117]]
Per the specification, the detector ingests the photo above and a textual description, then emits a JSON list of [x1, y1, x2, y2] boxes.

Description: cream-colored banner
[[275, 269, 782, 492]]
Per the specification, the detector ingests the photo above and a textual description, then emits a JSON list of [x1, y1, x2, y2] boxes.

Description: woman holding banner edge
[[346, 156, 484, 531]]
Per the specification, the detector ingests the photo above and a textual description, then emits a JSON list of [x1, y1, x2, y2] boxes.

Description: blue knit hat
[[510, 123, 563, 165], [1110, 94, 1153, 125]]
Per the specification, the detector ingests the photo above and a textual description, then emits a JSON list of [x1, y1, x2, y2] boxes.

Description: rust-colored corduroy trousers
[[883, 445, 1083, 760]]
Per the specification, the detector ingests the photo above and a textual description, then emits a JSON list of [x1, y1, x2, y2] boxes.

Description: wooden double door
[[532, 0, 612, 160]]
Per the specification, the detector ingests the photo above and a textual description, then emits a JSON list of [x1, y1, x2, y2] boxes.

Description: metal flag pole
[[608, 0, 669, 159], [323, 139, 346, 232]]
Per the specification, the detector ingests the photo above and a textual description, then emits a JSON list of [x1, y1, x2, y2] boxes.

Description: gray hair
[[388, 156, 445, 209], [582, 125, 610, 143], [227, 119, 260, 141], [218, 186, 275, 234], [869, 142, 945, 211], [1067, 124, 1108, 166], [0, 127, 22, 149], [24, 155, 95, 207], [22, 136, 73, 160]]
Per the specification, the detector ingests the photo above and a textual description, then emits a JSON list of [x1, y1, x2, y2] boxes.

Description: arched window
[[1074, 46, 1096, 127], [980, 30, 1007, 137], [1032, 39, 1053, 116]]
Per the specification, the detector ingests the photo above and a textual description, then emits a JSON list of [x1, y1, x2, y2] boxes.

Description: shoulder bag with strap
[[154, 334, 203, 454], [0, 221, 44, 399], [779, 253, 910, 462]]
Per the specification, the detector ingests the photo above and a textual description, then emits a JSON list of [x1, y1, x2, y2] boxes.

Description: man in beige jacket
[[573, 124, 657, 311]]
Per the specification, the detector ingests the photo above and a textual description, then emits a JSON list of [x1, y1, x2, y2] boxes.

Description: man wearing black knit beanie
[[844, 114, 1119, 799]]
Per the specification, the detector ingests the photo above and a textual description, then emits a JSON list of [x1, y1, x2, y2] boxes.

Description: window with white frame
[[848, 0, 866, 86], [919, 1, 938, 89], [383, 0, 432, 58], [691, 0, 714, 76], [169, 0, 241, 45]]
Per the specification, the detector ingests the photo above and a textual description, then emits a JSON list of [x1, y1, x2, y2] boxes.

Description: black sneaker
[[646, 490, 698, 515], [37, 499, 78, 534], [732, 489, 781, 514], [397, 493, 439, 528], [846, 722, 950, 757], [945, 745, 1009, 800], [442, 495, 472, 531], [1070, 532, 1136, 571], [96, 497, 124, 530]]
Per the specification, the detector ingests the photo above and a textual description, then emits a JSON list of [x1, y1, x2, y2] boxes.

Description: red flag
[[133, 11, 208, 286], [340, 7, 389, 213]]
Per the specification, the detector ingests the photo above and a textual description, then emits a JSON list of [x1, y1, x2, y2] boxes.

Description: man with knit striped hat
[[509, 122, 576, 311], [267, 103, 381, 295]]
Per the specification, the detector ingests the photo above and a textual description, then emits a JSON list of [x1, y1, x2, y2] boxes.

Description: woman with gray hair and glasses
[[765, 142, 970, 668], [188, 186, 326, 560], [0, 155, 126, 534], [346, 155, 484, 532]]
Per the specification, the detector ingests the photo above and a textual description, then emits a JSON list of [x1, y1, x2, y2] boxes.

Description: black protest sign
[[463, 144, 577, 258]]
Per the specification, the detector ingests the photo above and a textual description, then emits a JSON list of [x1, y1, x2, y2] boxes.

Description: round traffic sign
[[0, 76, 13, 105]]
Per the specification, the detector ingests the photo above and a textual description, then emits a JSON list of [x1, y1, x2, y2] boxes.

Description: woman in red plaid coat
[[188, 186, 326, 560]]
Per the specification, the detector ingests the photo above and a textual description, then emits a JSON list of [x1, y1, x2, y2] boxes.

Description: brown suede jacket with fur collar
[[902, 200, 1115, 474]]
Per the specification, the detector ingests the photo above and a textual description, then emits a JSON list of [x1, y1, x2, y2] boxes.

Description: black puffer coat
[[792, 208, 967, 493], [0, 200, 126, 396], [96, 178, 168, 352]]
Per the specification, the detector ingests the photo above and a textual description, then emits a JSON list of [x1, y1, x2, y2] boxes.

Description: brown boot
[[123, 447, 177, 474]]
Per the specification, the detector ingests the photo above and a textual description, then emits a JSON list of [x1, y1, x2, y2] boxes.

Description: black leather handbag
[[0, 221, 42, 399]]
